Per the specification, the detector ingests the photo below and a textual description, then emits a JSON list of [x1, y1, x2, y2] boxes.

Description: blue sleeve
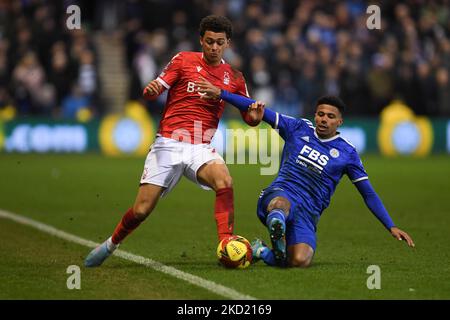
[[346, 149, 369, 183], [220, 90, 299, 140], [355, 179, 396, 230]]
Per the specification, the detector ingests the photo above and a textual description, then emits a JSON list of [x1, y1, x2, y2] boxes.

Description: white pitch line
[[0, 209, 256, 300]]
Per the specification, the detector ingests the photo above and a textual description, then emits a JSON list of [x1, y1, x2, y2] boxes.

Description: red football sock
[[215, 187, 234, 241], [111, 208, 143, 245]]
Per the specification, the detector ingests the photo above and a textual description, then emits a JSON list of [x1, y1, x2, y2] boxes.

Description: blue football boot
[[84, 239, 115, 267], [251, 238, 269, 263], [267, 217, 286, 263]]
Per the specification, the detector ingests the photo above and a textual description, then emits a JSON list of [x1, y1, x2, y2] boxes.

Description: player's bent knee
[[267, 197, 291, 213], [289, 255, 313, 268]]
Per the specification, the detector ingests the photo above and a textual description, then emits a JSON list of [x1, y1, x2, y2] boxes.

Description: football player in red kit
[[85, 15, 263, 267]]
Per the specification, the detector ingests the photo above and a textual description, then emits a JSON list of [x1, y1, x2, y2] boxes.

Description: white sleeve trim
[[244, 82, 250, 97], [156, 77, 170, 89], [352, 176, 369, 183], [274, 112, 279, 129]]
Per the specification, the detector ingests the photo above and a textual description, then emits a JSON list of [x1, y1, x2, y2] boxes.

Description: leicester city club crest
[[330, 148, 340, 158]]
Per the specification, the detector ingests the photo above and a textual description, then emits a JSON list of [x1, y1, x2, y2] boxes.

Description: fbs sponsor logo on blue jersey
[[296, 145, 330, 174]]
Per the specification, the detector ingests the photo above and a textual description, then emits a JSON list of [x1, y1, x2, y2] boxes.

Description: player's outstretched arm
[[355, 179, 415, 248], [390, 226, 415, 247], [196, 78, 279, 126], [143, 79, 165, 101], [196, 78, 265, 126], [244, 101, 265, 126], [220, 90, 279, 127]]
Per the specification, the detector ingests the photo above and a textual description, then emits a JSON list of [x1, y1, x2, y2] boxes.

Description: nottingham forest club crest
[[223, 72, 230, 85]]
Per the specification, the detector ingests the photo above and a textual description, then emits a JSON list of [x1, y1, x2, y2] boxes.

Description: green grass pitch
[[0, 153, 449, 299]]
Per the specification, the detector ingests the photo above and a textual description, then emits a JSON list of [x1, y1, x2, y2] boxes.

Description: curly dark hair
[[199, 15, 233, 39], [316, 95, 347, 115]]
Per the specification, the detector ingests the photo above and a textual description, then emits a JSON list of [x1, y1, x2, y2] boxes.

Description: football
[[216, 235, 252, 269]]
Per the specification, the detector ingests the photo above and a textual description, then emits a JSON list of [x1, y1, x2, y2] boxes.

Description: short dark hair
[[316, 95, 347, 115], [199, 15, 233, 39]]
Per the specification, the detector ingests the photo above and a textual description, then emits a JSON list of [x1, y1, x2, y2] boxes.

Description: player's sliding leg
[[251, 238, 278, 266], [266, 197, 290, 264], [254, 241, 314, 268], [197, 161, 234, 241], [266, 209, 287, 261], [84, 184, 164, 267], [287, 243, 314, 268]]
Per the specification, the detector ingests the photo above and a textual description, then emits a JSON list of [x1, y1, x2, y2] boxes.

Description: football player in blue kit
[[197, 78, 415, 268]]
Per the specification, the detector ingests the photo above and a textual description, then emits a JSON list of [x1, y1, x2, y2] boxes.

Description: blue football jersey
[[269, 113, 368, 223]]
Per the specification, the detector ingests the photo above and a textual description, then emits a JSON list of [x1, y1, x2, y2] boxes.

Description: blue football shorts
[[256, 186, 317, 251]]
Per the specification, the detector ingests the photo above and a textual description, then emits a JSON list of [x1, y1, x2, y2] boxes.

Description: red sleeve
[[156, 52, 184, 89], [143, 52, 184, 100], [235, 75, 249, 98], [235, 75, 258, 126]]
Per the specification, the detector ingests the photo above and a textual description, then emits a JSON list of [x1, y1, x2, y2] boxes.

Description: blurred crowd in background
[[0, 0, 449, 120], [0, 0, 100, 119]]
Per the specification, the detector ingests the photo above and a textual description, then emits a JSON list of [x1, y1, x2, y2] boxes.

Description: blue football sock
[[260, 247, 277, 266], [266, 209, 286, 227]]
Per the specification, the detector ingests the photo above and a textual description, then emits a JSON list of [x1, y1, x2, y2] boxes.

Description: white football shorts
[[140, 136, 224, 197]]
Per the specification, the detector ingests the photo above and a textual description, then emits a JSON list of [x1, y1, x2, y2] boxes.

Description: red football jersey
[[155, 51, 249, 144]]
